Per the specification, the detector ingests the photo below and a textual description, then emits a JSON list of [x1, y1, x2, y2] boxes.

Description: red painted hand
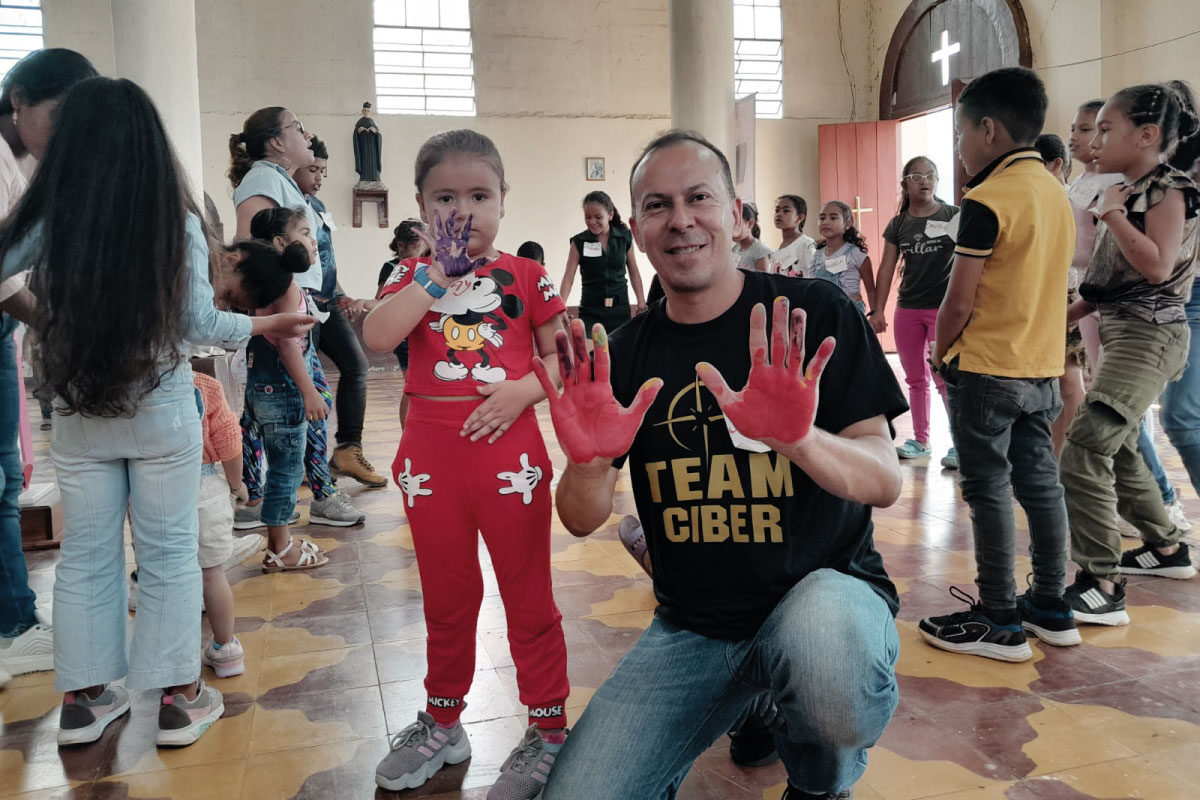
[[696, 297, 835, 449], [532, 318, 662, 464]]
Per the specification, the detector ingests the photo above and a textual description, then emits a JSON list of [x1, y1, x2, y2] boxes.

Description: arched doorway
[[878, 0, 1032, 201]]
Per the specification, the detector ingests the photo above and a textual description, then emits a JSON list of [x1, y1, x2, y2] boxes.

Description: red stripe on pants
[[394, 397, 569, 725]]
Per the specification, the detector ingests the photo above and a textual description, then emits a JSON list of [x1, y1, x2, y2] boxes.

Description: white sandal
[[262, 537, 329, 573]]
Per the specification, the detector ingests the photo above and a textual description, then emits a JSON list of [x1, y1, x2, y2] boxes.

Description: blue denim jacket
[[306, 195, 338, 300]]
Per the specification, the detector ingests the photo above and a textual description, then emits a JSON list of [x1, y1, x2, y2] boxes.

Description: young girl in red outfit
[[363, 129, 569, 798]]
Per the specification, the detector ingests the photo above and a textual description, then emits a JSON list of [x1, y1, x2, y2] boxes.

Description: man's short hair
[[957, 67, 1047, 146], [629, 130, 737, 212]]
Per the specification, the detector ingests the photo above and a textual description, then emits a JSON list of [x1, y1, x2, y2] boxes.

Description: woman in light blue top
[[228, 106, 321, 291], [0, 78, 314, 747], [812, 200, 876, 315], [228, 108, 364, 526]]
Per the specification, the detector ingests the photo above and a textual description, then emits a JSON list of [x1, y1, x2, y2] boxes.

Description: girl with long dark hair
[[872, 156, 959, 465], [0, 77, 314, 746], [0, 48, 96, 687]]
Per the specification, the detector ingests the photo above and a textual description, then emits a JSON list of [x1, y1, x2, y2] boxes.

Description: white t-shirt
[[767, 234, 816, 278]]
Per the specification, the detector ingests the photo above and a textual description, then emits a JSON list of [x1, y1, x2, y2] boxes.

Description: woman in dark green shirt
[[561, 191, 647, 334]]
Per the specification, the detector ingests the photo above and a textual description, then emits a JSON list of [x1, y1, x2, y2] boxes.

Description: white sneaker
[[310, 490, 365, 527], [1166, 499, 1193, 532], [0, 623, 54, 676], [1115, 511, 1140, 540], [0, 664, 11, 687], [223, 534, 266, 570]]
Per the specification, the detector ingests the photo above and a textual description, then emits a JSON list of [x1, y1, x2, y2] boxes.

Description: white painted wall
[[39, 0, 1199, 303]]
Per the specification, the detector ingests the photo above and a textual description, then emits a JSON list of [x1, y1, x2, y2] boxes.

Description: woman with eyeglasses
[[872, 156, 960, 467], [227, 108, 366, 530]]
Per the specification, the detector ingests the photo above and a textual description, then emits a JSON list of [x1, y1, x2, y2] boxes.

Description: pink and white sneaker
[[202, 636, 245, 678], [157, 679, 224, 747]]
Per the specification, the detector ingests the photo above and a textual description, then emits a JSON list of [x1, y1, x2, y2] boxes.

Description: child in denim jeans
[[224, 220, 330, 573], [923, 67, 1078, 663]]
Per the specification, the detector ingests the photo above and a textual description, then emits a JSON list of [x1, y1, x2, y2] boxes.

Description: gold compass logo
[[653, 379, 725, 461]]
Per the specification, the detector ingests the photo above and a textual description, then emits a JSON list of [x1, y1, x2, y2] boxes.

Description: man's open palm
[[533, 319, 662, 464], [697, 298, 835, 449]]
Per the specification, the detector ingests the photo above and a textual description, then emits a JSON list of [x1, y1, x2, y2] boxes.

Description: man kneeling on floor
[[535, 130, 909, 800]]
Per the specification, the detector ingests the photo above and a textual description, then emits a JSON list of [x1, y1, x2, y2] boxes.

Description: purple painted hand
[[415, 208, 490, 278]]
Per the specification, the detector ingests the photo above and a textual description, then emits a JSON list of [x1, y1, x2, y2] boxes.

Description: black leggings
[[314, 300, 369, 446]]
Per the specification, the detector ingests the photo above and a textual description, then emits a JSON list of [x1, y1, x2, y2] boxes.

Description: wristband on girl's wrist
[[414, 264, 447, 299], [1096, 205, 1128, 220]]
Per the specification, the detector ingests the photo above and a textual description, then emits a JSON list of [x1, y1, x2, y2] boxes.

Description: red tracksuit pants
[[393, 396, 569, 729]]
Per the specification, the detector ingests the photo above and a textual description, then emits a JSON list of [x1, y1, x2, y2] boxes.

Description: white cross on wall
[[931, 30, 960, 86]]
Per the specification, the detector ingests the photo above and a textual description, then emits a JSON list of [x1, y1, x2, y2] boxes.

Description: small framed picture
[[585, 157, 605, 181]]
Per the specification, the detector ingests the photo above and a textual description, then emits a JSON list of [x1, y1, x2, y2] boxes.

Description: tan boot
[[329, 443, 388, 488]]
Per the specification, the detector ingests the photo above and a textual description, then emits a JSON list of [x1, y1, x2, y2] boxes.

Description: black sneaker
[[1018, 591, 1081, 646], [1063, 571, 1129, 626], [781, 785, 852, 799], [1118, 542, 1197, 580], [728, 710, 779, 767], [918, 586, 1032, 662]]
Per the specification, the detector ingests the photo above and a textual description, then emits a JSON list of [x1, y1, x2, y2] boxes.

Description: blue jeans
[[1160, 280, 1200, 497], [0, 320, 37, 637], [941, 361, 1068, 607], [50, 364, 203, 691], [1136, 414, 1175, 504], [244, 337, 306, 527], [543, 570, 899, 798]]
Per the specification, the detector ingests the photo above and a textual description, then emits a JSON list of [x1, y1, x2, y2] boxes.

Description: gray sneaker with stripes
[[375, 711, 470, 791], [487, 724, 562, 800]]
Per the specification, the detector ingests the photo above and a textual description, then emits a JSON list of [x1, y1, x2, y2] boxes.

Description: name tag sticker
[[320, 211, 337, 232], [925, 220, 949, 238], [824, 255, 848, 274], [945, 212, 961, 243], [725, 416, 772, 453], [583, 241, 603, 258]]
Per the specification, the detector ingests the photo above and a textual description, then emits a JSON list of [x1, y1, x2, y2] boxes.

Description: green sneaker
[[896, 439, 932, 459]]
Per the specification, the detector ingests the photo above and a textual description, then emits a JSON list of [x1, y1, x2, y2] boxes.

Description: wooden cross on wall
[[851, 195, 873, 228]]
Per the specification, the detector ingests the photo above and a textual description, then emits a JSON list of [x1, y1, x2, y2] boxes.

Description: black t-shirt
[[882, 203, 959, 309], [570, 226, 632, 307], [608, 272, 908, 640]]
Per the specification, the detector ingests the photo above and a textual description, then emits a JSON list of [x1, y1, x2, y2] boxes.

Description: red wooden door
[[817, 121, 901, 351]]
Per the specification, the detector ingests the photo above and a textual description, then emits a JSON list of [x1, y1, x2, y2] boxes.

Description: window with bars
[[372, 0, 475, 116], [734, 0, 782, 119], [0, 0, 41, 84]]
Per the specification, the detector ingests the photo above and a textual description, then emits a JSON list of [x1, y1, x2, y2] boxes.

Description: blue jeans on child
[[941, 360, 1069, 607], [244, 336, 306, 527], [543, 569, 899, 798], [1160, 280, 1200, 497], [50, 364, 203, 691], [0, 319, 38, 638]]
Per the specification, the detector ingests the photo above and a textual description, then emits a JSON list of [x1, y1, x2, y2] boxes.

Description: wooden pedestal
[[352, 187, 389, 228], [20, 483, 63, 550]]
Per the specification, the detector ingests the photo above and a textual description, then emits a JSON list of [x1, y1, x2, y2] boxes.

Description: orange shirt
[[193, 372, 240, 465]]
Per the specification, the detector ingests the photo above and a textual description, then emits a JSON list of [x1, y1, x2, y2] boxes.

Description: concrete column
[[669, 0, 735, 159], [110, 0, 204, 203]]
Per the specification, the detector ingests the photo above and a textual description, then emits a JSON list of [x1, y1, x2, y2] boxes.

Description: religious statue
[[353, 101, 383, 185]]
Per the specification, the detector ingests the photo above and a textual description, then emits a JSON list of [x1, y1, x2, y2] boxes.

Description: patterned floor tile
[[5, 370, 1199, 799]]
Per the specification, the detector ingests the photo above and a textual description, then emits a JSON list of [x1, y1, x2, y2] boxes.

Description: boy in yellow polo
[[922, 67, 1078, 662]]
